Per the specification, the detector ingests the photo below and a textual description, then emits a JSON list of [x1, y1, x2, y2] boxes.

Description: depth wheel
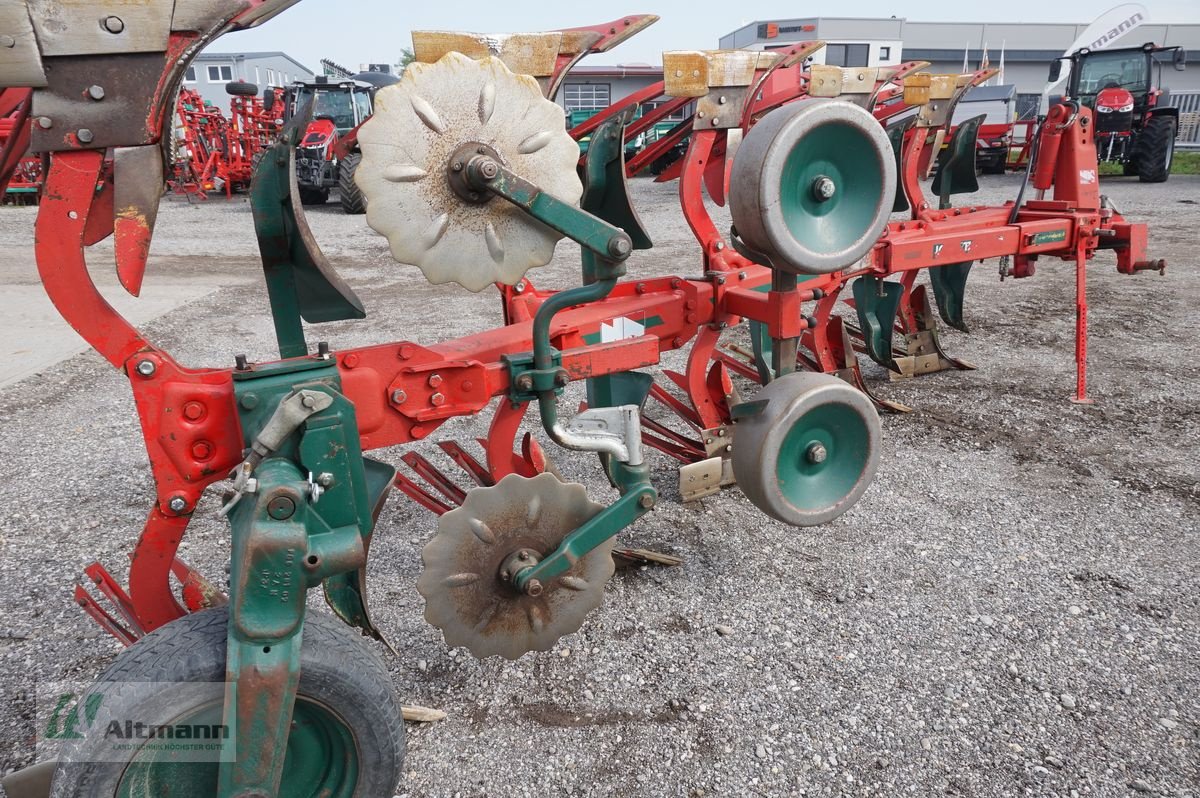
[[733, 372, 881, 526], [50, 608, 405, 798], [729, 98, 896, 275], [418, 473, 612, 660]]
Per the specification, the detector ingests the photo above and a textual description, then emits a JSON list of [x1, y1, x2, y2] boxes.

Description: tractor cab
[[1050, 42, 1186, 182]]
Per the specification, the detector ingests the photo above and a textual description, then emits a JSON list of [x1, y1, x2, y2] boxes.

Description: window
[[255, 66, 261, 85], [563, 83, 610, 111], [825, 44, 869, 68], [640, 100, 690, 122], [184, 66, 197, 83], [207, 65, 233, 82], [879, 46, 891, 60]]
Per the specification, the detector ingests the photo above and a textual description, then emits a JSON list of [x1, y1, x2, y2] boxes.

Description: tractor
[[1050, 41, 1187, 182], [270, 72, 397, 211]]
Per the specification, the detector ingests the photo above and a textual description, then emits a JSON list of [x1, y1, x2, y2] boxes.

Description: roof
[[194, 51, 314, 76], [568, 65, 663, 78]]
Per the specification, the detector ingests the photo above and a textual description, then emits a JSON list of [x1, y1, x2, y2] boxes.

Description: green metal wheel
[[730, 98, 896, 275], [51, 609, 405, 798], [732, 372, 881, 526]]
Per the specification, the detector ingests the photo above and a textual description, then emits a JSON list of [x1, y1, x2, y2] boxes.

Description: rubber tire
[[1136, 115, 1176, 183], [50, 608, 405, 798], [225, 80, 260, 98], [981, 150, 1007, 175], [299, 186, 329, 206], [339, 153, 366, 214], [732, 371, 881, 527], [729, 99, 896, 276]]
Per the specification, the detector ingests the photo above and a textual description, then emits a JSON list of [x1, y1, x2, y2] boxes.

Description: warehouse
[[720, 17, 1200, 119]]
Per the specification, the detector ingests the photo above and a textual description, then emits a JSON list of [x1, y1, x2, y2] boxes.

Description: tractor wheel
[[1122, 160, 1139, 177], [981, 149, 1007, 175], [732, 371, 881, 527], [338, 153, 367, 214], [299, 186, 329, 206], [1136, 115, 1176, 183], [50, 608, 405, 798], [224, 80, 260, 98]]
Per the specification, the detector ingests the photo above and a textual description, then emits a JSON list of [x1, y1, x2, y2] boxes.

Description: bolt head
[[391, 389, 407, 405], [317, 472, 334, 486], [36, 116, 52, 129], [101, 15, 125, 33], [427, 373, 443, 388], [812, 176, 836, 202], [430, 392, 446, 406], [135, 359, 156, 377], [806, 442, 829, 465], [525, 579, 544, 597], [87, 85, 105, 101], [608, 235, 632, 259], [168, 496, 187, 513], [639, 494, 656, 510], [77, 129, 95, 144], [0, 34, 15, 48]]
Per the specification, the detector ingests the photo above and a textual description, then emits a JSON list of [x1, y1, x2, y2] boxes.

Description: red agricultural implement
[[170, 83, 281, 199], [0, 87, 42, 203], [0, 3, 1167, 796]]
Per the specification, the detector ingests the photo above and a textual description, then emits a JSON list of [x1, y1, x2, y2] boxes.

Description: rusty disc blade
[[417, 473, 612, 659]]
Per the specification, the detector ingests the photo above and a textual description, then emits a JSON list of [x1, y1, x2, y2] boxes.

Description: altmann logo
[[104, 720, 229, 741], [1089, 12, 1145, 50]]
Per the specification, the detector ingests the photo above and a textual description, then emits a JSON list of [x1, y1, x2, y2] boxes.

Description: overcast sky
[[219, 1, 1199, 74]]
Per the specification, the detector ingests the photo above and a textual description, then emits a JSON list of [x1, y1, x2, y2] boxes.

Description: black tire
[[50, 608, 405, 797], [1122, 160, 1139, 176], [338, 153, 366, 214], [299, 186, 329, 206], [224, 80, 260, 98], [981, 149, 1007, 175], [1136, 115, 1176, 183]]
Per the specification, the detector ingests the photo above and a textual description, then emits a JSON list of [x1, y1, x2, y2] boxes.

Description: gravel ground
[[0, 173, 1197, 797]]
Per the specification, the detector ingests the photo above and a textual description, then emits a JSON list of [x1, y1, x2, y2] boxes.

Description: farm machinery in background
[[1049, 41, 1187, 182], [0, 87, 42, 203], [170, 82, 282, 199], [274, 73, 397, 211], [0, 2, 1170, 796]]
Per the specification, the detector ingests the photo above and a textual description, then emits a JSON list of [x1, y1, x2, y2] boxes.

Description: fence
[[1171, 90, 1200, 148]]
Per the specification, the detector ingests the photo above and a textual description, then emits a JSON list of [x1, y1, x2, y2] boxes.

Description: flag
[[998, 40, 1006, 85], [980, 42, 990, 73], [962, 42, 969, 73]]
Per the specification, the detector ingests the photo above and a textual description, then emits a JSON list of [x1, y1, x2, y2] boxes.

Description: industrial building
[[187, 51, 315, 107], [720, 17, 1200, 119]]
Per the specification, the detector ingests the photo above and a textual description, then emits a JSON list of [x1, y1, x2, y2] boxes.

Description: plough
[[0, 2, 1165, 796]]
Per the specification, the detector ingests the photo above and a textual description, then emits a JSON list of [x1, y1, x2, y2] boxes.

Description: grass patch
[[1098, 148, 1200, 176]]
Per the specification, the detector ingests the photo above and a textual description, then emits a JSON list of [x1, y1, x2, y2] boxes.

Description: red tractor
[[1052, 42, 1187, 182], [270, 73, 397, 212]]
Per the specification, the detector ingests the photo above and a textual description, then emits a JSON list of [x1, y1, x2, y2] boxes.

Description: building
[[556, 64, 665, 114], [720, 18, 1200, 118], [187, 51, 315, 108]]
